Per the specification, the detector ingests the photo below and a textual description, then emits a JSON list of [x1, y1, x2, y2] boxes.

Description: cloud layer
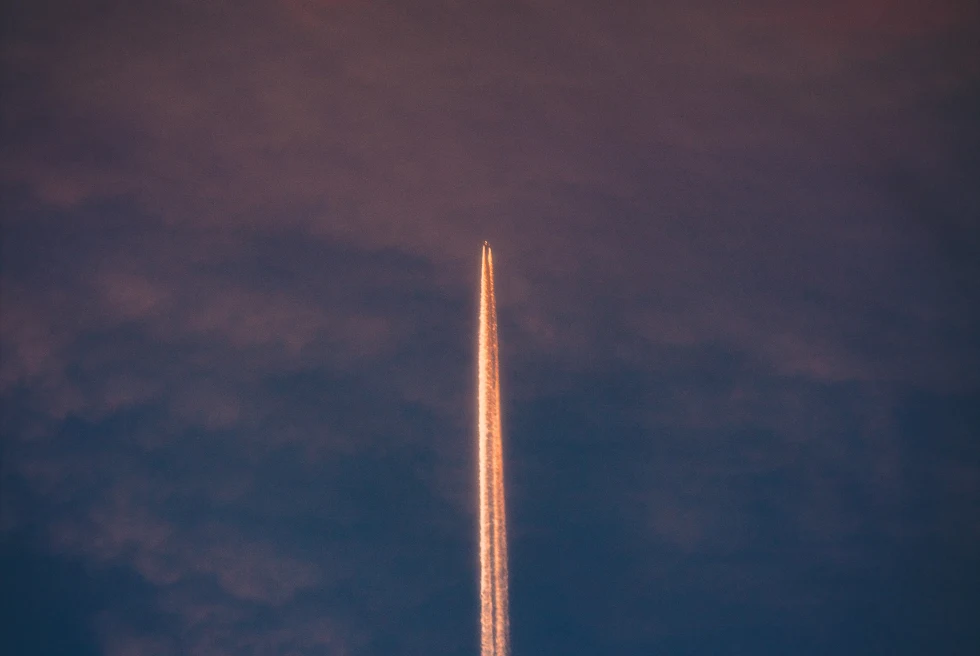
[[2, 1, 979, 654]]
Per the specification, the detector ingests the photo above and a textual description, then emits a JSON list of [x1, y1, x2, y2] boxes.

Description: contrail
[[478, 241, 510, 656]]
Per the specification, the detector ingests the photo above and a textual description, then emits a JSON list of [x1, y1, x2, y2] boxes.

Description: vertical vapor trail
[[478, 242, 510, 656]]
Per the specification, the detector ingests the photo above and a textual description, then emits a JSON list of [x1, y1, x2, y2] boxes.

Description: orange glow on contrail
[[478, 242, 510, 656]]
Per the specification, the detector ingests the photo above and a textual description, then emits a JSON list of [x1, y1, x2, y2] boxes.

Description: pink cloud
[[752, 0, 977, 39], [51, 492, 322, 604]]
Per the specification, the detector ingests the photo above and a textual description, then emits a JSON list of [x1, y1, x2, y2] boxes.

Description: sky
[[2, 0, 979, 654]]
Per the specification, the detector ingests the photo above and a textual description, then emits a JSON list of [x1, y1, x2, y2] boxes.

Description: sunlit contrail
[[478, 241, 510, 656]]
